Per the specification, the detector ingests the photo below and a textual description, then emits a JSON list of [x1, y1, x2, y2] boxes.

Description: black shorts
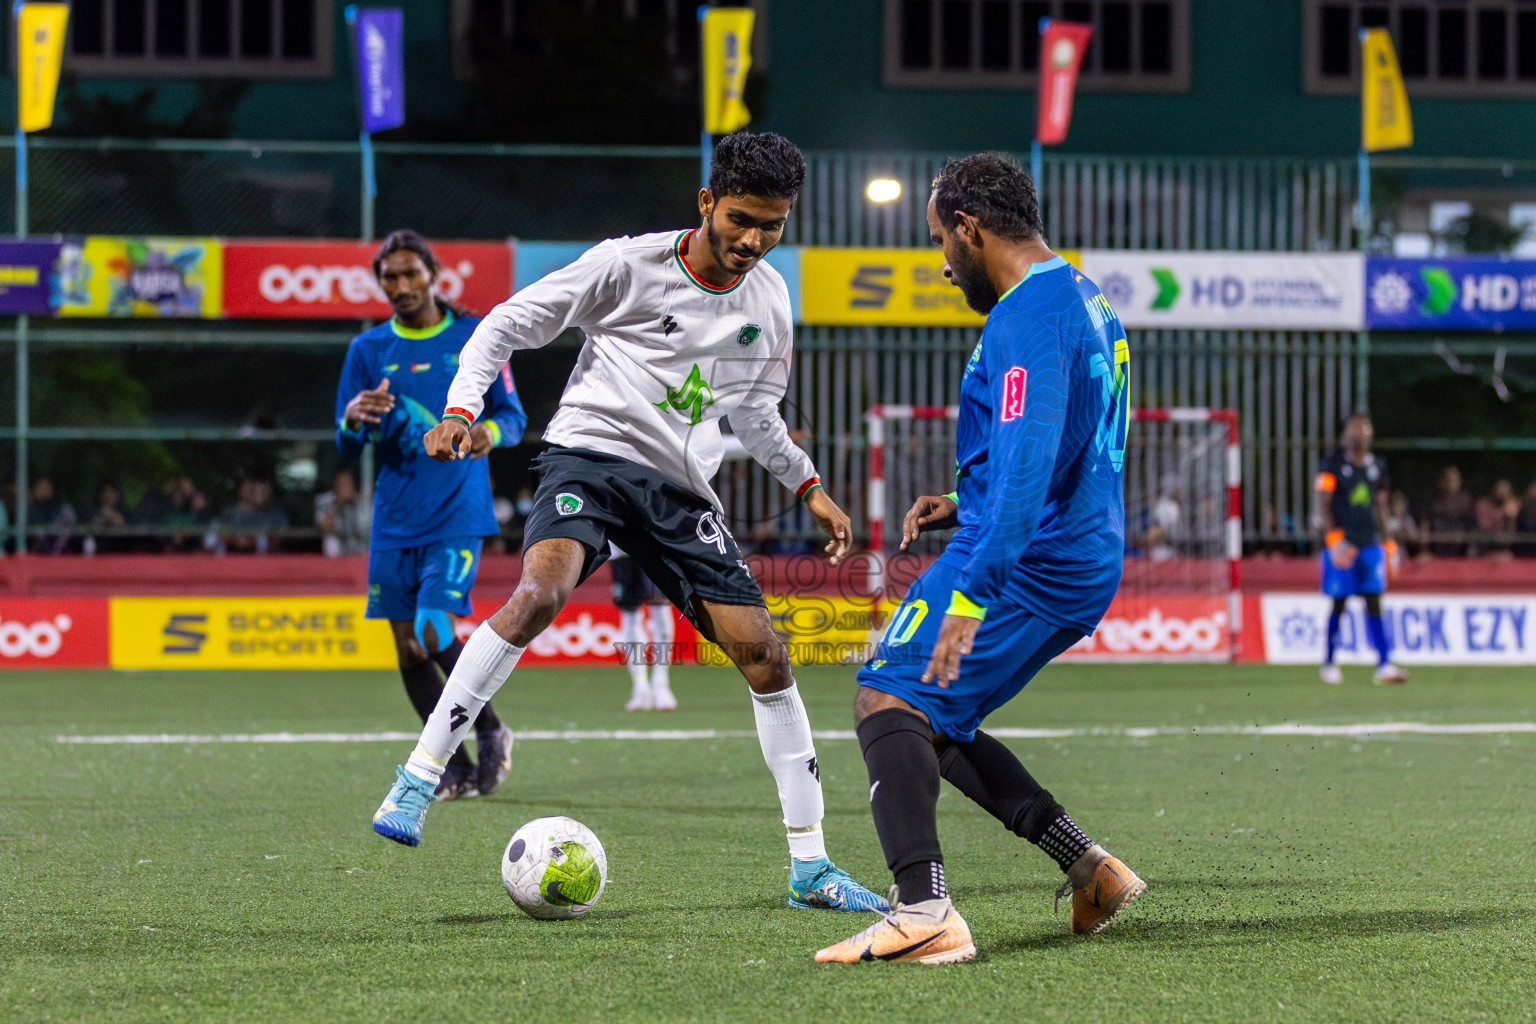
[[523, 447, 764, 628], [610, 553, 660, 610]]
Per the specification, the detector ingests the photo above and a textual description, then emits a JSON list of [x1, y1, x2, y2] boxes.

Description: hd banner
[[1077, 251, 1365, 330], [222, 240, 512, 319], [1365, 257, 1536, 331], [57, 237, 223, 318]]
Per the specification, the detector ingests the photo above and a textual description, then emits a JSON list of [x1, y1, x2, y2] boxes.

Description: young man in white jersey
[[372, 131, 887, 913]]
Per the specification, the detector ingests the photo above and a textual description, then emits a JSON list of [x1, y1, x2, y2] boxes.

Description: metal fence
[[3, 138, 1531, 549]]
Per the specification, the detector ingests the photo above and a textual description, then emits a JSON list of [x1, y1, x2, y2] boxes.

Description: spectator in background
[[1426, 466, 1475, 557], [136, 474, 210, 552], [215, 471, 289, 554], [315, 467, 369, 557], [83, 481, 132, 554], [27, 476, 76, 554], [1141, 473, 1182, 562], [1514, 481, 1536, 559], [1385, 491, 1422, 559], [1476, 479, 1520, 557]]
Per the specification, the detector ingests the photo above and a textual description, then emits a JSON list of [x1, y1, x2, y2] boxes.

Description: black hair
[[708, 131, 806, 202], [372, 229, 439, 279], [930, 152, 1043, 242]]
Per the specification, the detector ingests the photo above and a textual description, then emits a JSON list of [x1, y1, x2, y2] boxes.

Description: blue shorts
[[856, 556, 1084, 742], [1320, 543, 1386, 598], [367, 537, 483, 620]]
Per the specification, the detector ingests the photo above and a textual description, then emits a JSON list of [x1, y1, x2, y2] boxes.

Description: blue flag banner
[[1365, 256, 1536, 331], [355, 7, 404, 133]]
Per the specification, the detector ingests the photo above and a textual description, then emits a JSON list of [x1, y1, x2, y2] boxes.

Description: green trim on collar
[[390, 309, 455, 340], [996, 255, 1068, 306], [673, 230, 746, 295]]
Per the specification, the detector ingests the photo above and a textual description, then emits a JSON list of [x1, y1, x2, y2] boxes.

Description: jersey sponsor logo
[[1000, 366, 1028, 422], [655, 363, 715, 426], [736, 323, 761, 346], [661, 314, 679, 336], [1348, 481, 1372, 507], [555, 493, 584, 516], [410, 362, 431, 373]]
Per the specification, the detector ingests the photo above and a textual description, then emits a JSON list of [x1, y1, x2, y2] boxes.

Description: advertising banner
[[1261, 593, 1536, 666], [1364, 257, 1536, 331], [800, 248, 1080, 327], [353, 7, 405, 134], [701, 7, 755, 135], [16, 3, 69, 133], [1036, 20, 1093, 146], [222, 240, 512, 319], [57, 237, 223, 318], [1061, 594, 1233, 662], [109, 597, 396, 670], [1078, 251, 1365, 330], [0, 240, 60, 314], [0, 599, 109, 668]]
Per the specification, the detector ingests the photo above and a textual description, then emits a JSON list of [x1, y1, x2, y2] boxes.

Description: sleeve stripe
[[443, 407, 476, 425], [796, 476, 822, 499], [1315, 471, 1336, 492]]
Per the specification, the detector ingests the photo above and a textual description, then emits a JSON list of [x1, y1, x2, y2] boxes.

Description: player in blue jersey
[[1315, 413, 1407, 685], [818, 155, 1145, 965], [336, 230, 528, 799]]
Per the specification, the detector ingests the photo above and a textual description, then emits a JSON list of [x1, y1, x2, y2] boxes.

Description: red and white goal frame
[[866, 405, 1242, 660]]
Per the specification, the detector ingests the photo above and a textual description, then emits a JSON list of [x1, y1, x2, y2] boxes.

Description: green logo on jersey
[[655, 363, 715, 426], [1349, 481, 1372, 507], [555, 492, 584, 516], [736, 323, 762, 346]]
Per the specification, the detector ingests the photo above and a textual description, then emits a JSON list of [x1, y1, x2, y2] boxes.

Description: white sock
[[406, 623, 523, 784], [619, 608, 649, 689], [649, 604, 675, 690], [750, 683, 825, 858]]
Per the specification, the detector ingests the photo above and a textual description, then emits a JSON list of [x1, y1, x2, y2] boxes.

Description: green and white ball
[[502, 816, 608, 920]]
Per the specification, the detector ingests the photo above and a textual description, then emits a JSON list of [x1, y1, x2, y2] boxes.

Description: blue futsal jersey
[[945, 256, 1129, 633], [335, 312, 527, 550]]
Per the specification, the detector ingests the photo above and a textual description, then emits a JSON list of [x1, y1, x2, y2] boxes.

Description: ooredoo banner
[[1260, 593, 1536, 665], [1061, 594, 1233, 661], [222, 240, 513, 319], [0, 599, 109, 668]]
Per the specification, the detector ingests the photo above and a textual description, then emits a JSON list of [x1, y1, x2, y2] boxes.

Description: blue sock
[[1366, 615, 1391, 666], [789, 856, 830, 882], [1324, 611, 1343, 664]]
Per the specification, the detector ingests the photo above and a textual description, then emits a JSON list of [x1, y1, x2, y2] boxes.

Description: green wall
[[758, 0, 1536, 157], [11, 0, 1535, 157]]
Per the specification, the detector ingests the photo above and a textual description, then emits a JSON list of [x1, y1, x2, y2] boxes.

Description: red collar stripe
[[675, 230, 744, 294]]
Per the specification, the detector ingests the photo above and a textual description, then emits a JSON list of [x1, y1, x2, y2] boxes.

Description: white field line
[[53, 722, 1536, 745]]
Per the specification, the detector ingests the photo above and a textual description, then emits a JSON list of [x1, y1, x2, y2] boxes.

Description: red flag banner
[[1035, 20, 1093, 147]]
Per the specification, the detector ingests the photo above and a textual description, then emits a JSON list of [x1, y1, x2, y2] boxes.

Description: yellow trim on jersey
[[946, 591, 987, 621], [390, 310, 455, 340]]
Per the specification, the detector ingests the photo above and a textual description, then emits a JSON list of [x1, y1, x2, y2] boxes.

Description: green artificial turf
[[2, 663, 1534, 1023]]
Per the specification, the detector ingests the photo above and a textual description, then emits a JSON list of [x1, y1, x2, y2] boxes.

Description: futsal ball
[[502, 816, 608, 920]]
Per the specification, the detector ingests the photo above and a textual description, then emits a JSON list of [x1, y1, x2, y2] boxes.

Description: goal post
[[865, 405, 1241, 661]]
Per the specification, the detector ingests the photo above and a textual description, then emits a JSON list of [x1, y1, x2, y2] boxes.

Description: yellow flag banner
[[17, 3, 69, 133], [702, 7, 754, 135], [1361, 28, 1412, 153]]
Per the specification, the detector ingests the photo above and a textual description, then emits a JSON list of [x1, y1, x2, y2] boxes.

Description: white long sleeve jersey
[[445, 230, 819, 509]]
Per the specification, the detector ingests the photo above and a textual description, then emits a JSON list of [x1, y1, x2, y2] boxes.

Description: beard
[[705, 213, 758, 273], [948, 241, 999, 314]]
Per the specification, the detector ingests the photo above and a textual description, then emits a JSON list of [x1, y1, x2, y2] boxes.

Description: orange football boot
[[815, 888, 976, 965], [1056, 846, 1146, 936]]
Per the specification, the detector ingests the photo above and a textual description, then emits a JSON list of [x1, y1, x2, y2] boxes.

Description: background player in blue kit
[[818, 155, 1144, 965], [1314, 414, 1407, 685], [336, 230, 528, 799]]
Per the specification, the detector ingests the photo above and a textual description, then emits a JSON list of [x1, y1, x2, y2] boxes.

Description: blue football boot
[[788, 858, 891, 912], [372, 765, 436, 847]]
